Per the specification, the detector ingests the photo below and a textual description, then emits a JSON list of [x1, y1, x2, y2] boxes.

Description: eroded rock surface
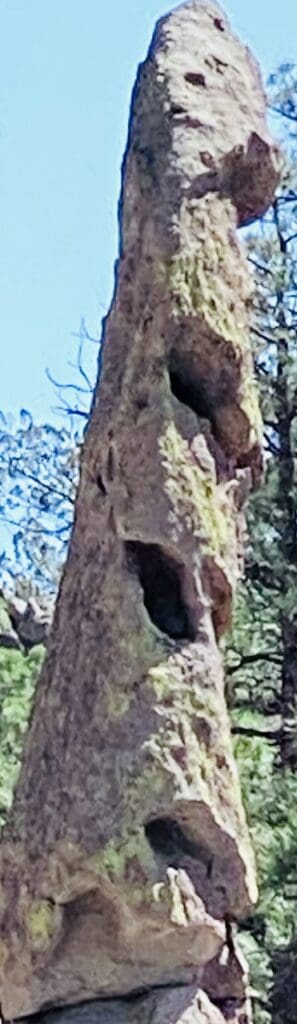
[[0, 593, 53, 650], [0, 2, 279, 1022]]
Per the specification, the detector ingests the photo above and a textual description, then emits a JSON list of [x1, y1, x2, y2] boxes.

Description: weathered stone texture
[[0, 592, 52, 650], [21, 986, 240, 1024], [21, 988, 231, 1024], [0, 2, 279, 1022]]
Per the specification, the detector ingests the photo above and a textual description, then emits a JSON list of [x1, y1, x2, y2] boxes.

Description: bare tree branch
[[227, 652, 282, 676]]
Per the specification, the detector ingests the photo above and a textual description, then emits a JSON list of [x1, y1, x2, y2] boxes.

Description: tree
[[0, 640, 45, 825], [227, 63, 297, 1024], [0, 413, 77, 591], [0, 321, 98, 592]]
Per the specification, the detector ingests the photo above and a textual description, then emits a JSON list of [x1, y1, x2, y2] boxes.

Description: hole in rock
[[184, 72, 206, 87], [96, 475, 107, 496], [169, 359, 236, 482], [145, 817, 213, 878], [169, 365, 211, 421], [145, 818, 198, 860], [134, 392, 149, 412], [214, 17, 225, 30], [106, 446, 115, 482], [126, 541, 196, 641], [171, 104, 186, 116]]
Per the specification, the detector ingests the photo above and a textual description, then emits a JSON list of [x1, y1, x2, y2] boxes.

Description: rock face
[[0, 3, 279, 1023], [0, 593, 53, 650]]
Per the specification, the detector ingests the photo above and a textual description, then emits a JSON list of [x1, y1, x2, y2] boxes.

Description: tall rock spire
[[0, 3, 279, 1022]]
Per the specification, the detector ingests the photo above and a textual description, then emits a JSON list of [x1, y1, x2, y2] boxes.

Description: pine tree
[[227, 64, 297, 1024]]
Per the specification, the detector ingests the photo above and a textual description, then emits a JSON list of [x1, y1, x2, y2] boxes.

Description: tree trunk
[[0, 3, 279, 1023]]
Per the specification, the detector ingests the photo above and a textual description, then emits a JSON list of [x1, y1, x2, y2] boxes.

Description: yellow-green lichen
[[124, 622, 167, 664], [94, 827, 156, 884], [104, 684, 132, 719], [148, 659, 220, 717], [168, 242, 246, 353], [144, 652, 232, 807], [159, 422, 229, 557], [26, 899, 56, 949], [240, 372, 262, 447], [144, 711, 213, 801], [167, 202, 262, 453], [166, 190, 258, 404]]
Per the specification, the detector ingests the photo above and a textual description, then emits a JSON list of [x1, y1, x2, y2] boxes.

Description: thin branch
[[264, 419, 278, 431], [60, 408, 89, 420], [264, 432, 280, 455], [0, 515, 70, 537], [270, 105, 297, 124], [277, 194, 297, 205], [248, 257, 273, 276], [232, 725, 282, 742], [273, 200, 287, 254], [256, 362, 271, 377], [227, 652, 282, 676], [7, 466, 74, 506], [76, 333, 93, 392], [252, 326, 278, 346], [72, 318, 102, 345], [46, 368, 90, 395]]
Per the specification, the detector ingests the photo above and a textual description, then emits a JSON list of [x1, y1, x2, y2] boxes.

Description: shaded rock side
[[0, 2, 279, 1021], [0, 593, 53, 651], [20, 983, 250, 1024]]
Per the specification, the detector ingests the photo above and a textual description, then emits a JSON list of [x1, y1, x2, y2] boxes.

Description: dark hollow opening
[[145, 817, 198, 861], [184, 71, 206, 87], [145, 817, 214, 880], [106, 446, 115, 482], [214, 17, 225, 31], [171, 104, 186, 116], [96, 474, 107, 496], [169, 366, 211, 421], [126, 541, 195, 641]]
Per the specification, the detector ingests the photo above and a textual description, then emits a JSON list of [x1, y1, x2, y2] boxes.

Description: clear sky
[[1, 0, 297, 424]]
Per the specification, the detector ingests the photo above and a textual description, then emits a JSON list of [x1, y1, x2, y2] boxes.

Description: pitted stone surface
[[0, 1, 279, 1020]]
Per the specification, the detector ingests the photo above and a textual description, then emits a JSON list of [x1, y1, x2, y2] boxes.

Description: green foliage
[[0, 644, 45, 825], [0, 412, 78, 592], [235, 721, 297, 1022], [0, 322, 99, 591], [228, 63, 297, 1023], [269, 64, 297, 135]]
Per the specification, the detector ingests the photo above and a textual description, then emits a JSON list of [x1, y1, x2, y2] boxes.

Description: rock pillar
[[0, 3, 279, 1022]]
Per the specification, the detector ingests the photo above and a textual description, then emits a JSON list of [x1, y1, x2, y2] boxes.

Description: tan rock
[[0, 1, 279, 1018]]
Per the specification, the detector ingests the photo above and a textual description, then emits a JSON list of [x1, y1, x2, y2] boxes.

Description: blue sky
[[0, 0, 297, 424]]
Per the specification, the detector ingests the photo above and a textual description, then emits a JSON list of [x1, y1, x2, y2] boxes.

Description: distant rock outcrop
[[0, 593, 53, 650], [0, 3, 279, 1023]]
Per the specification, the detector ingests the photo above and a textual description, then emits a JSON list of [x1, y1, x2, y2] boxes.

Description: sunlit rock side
[[0, 2, 279, 1022]]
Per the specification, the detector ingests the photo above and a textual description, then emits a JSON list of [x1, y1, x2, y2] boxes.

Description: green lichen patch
[[159, 422, 230, 558], [165, 197, 262, 457], [149, 658, 220, 717], [144, 660, 220, 803], [240, 372, 262, 449], [93, 827, 156, 885], [26, 899, 57, 951], [144, 649, 241, 836], [168, 214, 248, 355], [104, 684, 132, 719]]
